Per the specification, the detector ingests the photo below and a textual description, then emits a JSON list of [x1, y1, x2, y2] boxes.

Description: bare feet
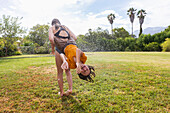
[[63, 90, 72, 96], [58, 92, 64, 97]]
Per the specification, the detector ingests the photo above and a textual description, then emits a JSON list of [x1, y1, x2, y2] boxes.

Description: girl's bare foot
[[63, 90, 72, 96], [58, 92, 64, 97]]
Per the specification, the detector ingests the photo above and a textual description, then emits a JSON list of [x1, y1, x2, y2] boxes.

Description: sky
[[0, 0, 170, 35]]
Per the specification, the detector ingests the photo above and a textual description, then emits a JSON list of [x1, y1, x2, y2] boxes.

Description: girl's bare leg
[[65, 69, 73, 95], [55, 51, 64, 96]]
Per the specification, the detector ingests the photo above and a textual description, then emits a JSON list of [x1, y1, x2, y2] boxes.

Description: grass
[[0, 52, 169, 112]]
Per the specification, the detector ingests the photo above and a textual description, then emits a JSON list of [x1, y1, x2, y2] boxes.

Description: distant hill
[[134, 26, 167, 37]]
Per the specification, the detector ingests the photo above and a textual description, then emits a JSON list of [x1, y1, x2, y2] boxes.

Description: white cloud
[[0, 0, 128, 35], [9, 6, 16, 10], [1, 0, 169, 36], [0, 0, 96, 34], [69, 9, 129, 35]]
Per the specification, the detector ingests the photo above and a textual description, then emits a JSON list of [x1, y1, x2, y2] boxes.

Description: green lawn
[[0, 52, 169, 112]]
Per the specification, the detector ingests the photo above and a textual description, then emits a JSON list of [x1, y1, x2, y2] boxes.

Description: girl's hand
[[61, 61, 69, 70], [76, 63, 81, 74]]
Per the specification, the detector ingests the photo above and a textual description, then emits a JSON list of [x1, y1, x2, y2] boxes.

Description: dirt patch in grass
[[0, 65, 59, 112], [10, 65, 57, 93], [28, 65, 57, 75], [15, 65, 57, 77]]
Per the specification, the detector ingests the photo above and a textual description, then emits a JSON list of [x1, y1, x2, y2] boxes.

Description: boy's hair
[[78, 65, 95, 82]]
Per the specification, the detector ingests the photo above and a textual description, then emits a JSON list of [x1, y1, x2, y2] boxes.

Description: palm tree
[[107, 13, 115, 35], [137, 9, 147, 37], [127, 7, 137, 37]]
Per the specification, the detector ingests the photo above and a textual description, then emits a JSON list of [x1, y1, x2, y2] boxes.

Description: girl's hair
[[51, 18, 61, 25], [78, 65, 95, 82], [51, 18, 61, 30]]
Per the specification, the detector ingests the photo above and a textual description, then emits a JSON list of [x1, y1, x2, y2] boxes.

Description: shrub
[[14, 51, 22, 55], [20, 46, 49, 54], [20, 46, 34, 54], [34, 46, 48, 54], [161, 38, 170, 52], [23, 41, 33, 46], [125, 47, 131, 51], [144, 42, 160, 51], [0, 48, 5, 57]]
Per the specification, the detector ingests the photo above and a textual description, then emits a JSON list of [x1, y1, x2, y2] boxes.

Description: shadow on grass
[[61, 94, 86, 112]]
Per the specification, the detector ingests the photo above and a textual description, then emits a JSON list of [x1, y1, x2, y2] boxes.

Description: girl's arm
[[64, 25, 77, 41], [76, 48, 83, 74], [48, 27, 55, 55], [60, 53, 69, 70]]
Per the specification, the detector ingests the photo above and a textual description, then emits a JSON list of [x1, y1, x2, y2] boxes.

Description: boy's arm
[[48, 27, 55, 55]]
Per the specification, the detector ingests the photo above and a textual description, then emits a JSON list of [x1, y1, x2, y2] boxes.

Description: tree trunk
[[48, 42, 50, 54], [139, 24, 142, 37], [5, 47, 8, 56], [111, 24, 113, 35], [131, 22, 133, 37]]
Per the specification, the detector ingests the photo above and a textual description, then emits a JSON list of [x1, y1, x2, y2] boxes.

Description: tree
[[0, 37, 5, 56], [28, 24, 50, 46], [124, 37, 137, 51], [161, 38, 170, 52], [136, 34, 145, 51], [112, 27, 130, 39], [0, 15, 26, 56], [96, 27, 113, 39], [164, 26, 170, 32], [21, 24, 50, 54], [127, 7, 137, 37], [77, 28, 116, 51], [76, 34, 88, 51], [137, 9, 147, 37], [115, 38, 126, 51], [142, 34, 153, 44], [107, 13, 116, 35]]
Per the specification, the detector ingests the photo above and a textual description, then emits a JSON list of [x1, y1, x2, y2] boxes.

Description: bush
[[23, 41, 33, 46], [34, 46, 48, 54], [20, 46, 34, 54], [20, 46, 49, 54], [144, 42, 160, 51], [14, 51, 22, 55], [125, 47, 131, 51], [0, 46, 19, 56], [0, 48, 5, 57], [161, 38, 170, 52]]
